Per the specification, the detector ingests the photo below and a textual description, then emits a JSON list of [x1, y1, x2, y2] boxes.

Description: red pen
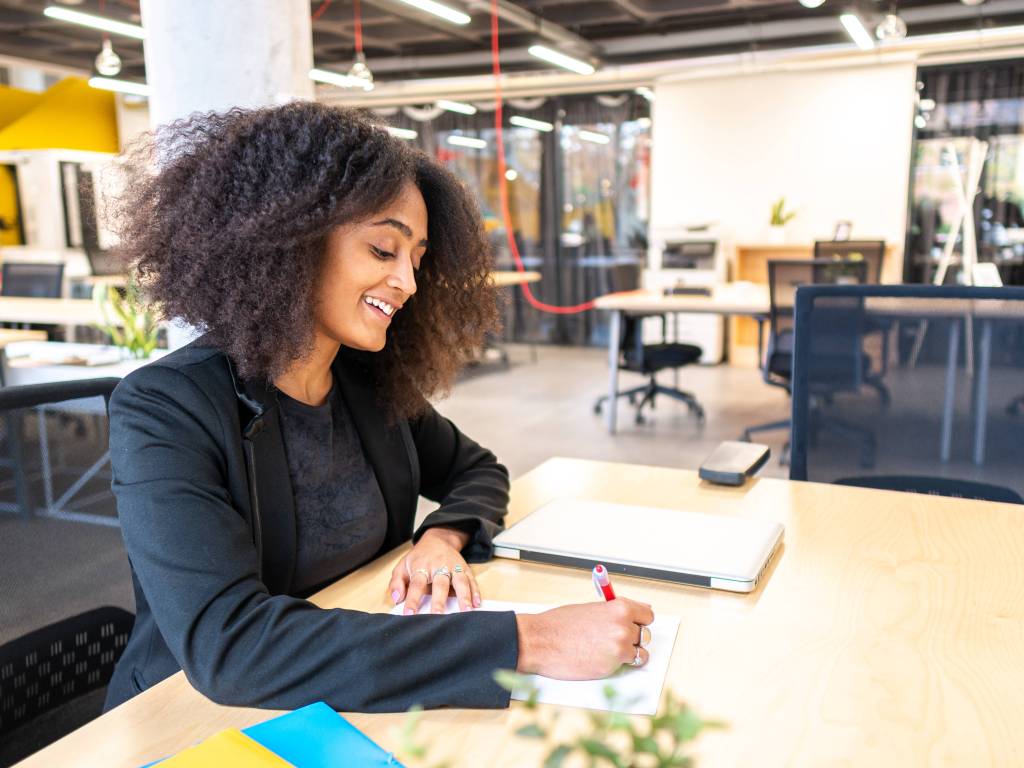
[[592, 563, 616, 601]]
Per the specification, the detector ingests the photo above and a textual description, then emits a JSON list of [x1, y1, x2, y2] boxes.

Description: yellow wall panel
[[0, 85, 43, 130], [0, 77, 118, 152]]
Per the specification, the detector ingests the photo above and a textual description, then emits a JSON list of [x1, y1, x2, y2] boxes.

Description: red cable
[[353, 0, 362, 53], [311, 0, 332, 22], [490, 0, 594, 314]]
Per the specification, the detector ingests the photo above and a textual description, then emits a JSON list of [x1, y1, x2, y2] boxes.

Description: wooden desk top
[[0, 329, 47, 348], [490, 270, 541, 288], [0, 297, 112, 327], [594, 284, 769, 316], [16, 458, 1024, 767]]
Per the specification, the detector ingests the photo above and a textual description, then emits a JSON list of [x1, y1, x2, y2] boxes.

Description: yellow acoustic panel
[[0, 77, 118, 152], [0, 85, 43, 130]]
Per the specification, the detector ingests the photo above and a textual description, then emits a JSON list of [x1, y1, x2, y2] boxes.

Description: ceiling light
[[396, 0, 470, 25], [94, 37, 121, 77], [43, 6, 145, 39], [839, 13, 875, 51], [509, 115, 554, 132], [875, 13, 907, 42], [346, 52, 374, 92], [88, 76, 150, 96], [309, 67, 371, 89], [578, 129, 610, 145], [447, 135, 487, 149], [919, 98, 936, 111], [437, 99, 477, 115], [799, 0, 826, 7], [505, 169, 518, 181], [634, 86, 654, 102], [527, 45, 595, 76], [386, 126, 418, 140], [914, 114, 927, 129]]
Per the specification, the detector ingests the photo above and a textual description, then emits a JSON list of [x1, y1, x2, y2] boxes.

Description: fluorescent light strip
[[509, 115, 554, 132], [839, 13, 875, 51], [88, 76, 150, 96], [396, 0, 470, 25], [528, 45, 595, 76], [44, 6, 145, 39], [387, 126, 418, 140], [309, 68, 369, 89], [437, 99, 477, 115], [447, 135, 487, 149], [578, 129, 610, 145], [635, 86, 654, 102]]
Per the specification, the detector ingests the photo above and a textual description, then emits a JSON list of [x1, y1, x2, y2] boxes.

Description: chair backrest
[[1, 263, 65, 298], [768, 258, 868, 344], [813, 240, 885, 283], [790, 284, 1024, 504]]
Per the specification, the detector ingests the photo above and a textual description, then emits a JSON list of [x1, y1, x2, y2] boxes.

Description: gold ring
[[636, 625, 652, 649], [414, 568, 431, 583]]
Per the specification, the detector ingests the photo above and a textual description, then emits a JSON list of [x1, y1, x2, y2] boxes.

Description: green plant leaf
[[544, 745, 573, 768], [516, 724, 547, 739], [493, 669, 534, 693], [671, 708, 705, 742], [579, 738, 619, 761], [633, 734, 660, 754]]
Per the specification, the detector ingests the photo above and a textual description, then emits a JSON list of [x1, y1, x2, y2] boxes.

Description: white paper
[[389, 597, 680, 716]]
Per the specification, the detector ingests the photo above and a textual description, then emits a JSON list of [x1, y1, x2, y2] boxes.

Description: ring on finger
[[432, 565, 452, 582], [636, 625, 652, 649], [453, 564, 465, 574], [414, 568, 431, 583], [630, 647, 644, 667]]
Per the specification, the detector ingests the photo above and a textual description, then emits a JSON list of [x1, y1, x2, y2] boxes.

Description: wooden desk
[[593, 286, 770, 434], [0, 297, 112, 327], [490, 270, 541, 288], [20, 457, 1021, 767]]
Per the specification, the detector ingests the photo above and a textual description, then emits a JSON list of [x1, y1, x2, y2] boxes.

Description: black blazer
[[104, 338, 518, 713]]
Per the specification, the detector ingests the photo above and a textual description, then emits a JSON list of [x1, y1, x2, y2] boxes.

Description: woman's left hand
[[389, 527, 481, 615]]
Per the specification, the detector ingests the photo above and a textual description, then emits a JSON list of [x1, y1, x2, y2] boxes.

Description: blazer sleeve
[[110, 365, 518, 712], [408, 403, 511, 562]]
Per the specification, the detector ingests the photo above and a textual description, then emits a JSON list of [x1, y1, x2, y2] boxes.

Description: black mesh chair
[[1, 263, 64, 298], [0, 607, 133, 766], [593, 313, 705, 425], [789, 284, 1024, 504], [742, 259, 868, 463]]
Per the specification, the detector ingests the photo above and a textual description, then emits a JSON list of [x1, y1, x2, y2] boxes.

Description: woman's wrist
[[515, 613, 541, 674], [420, 525, 471, 551]]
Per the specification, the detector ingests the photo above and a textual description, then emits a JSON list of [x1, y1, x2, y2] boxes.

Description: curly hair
[[110, 102, 499, 420]]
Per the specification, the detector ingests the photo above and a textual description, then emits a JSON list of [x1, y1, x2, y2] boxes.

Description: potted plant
[[93, 281, 161, 360], [768, 197, 796, 244]]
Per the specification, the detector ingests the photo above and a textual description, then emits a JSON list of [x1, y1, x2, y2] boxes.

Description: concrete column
[[139, 0, 314, 129], [8, 66, 47, 93]]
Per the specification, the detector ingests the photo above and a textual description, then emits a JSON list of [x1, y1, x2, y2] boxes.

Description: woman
[[104, 102, 654, 714]]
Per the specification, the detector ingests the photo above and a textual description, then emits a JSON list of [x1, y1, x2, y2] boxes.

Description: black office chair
[[742, 259, 868, 463], [593, 313, 705, 425], [789, 284, 1024, 504], [1, 263, 64, 298]]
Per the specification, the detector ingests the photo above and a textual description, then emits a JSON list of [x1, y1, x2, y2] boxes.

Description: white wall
[[651, 61, 917, 279]]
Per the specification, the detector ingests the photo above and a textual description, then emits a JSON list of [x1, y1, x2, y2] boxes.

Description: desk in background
[[593, 285, 769, 434], [17, 456, 1022, 768]]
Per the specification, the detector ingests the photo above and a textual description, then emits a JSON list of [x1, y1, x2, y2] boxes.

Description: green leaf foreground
[[92, 281, 161, 360]]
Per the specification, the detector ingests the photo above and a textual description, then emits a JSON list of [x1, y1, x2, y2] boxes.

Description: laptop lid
[[493, 498, 784, 593]]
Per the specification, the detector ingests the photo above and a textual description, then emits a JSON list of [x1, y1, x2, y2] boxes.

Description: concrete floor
[[1, 347, 791, 644]]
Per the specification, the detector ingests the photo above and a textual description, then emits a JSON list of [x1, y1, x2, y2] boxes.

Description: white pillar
[[8, 66, 47, 92], [139, 0, 314, 129], [138, 0, 314, 348]]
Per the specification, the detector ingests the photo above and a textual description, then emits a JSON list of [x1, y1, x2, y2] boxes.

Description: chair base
[[594, 378, 705, 426]]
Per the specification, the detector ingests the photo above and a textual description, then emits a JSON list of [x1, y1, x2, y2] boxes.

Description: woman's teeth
[[364, 296, 395, 317]]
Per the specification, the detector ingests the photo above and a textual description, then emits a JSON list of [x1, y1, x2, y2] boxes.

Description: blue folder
[[243, 702, 403, 767]]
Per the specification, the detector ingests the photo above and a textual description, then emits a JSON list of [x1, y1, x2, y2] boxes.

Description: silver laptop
[[493, 498, 784, 593]]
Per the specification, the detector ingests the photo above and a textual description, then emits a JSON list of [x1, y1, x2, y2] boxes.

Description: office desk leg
[[606, 310, 621, 435], [973, 319, 992, 465], [940, 319, 960, 462]]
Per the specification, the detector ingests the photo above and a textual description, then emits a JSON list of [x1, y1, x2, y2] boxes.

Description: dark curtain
[[376, 92, 650, 346], [906, 58, 1024, 284]]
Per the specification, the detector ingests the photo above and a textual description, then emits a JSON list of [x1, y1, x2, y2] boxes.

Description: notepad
[[391, 597, 680, 716], [157, 729, 290, 767]]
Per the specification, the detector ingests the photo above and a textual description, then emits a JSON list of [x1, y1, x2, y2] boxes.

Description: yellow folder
[[159, 728, 294, 767]]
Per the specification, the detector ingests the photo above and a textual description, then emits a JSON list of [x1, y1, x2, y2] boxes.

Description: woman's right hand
[[515, 598, 655, 680]]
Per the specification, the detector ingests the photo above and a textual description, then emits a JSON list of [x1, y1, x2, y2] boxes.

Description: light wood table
[[490, 269, 541, 288], [0, 297, 111, 327], [593, 285, 770, 433], [18, 457, 1022, 767]]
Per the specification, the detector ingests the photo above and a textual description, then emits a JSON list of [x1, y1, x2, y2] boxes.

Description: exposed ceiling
[[0, 0, 1021, 87]]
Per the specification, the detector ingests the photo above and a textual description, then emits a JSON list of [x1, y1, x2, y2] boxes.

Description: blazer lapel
[[229, 363, 297, 595], [332, 351, 418, 550]]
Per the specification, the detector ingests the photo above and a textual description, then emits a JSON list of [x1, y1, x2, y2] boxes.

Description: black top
[[277, 384, 387, 595], [103, 339, 518, 714]]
